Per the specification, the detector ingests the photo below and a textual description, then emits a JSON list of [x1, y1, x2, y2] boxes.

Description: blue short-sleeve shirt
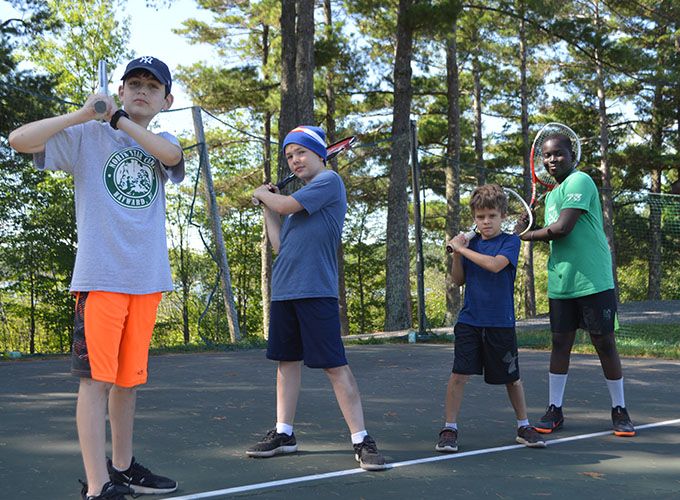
[[456, 232, 521, 327], [271, 170, 347, 300]]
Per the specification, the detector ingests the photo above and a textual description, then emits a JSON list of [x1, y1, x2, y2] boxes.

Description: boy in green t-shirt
[[517, 132, 635, 437]]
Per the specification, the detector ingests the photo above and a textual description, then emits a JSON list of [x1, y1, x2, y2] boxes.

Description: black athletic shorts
[[452, 322, 520, 385], [549, 288, 617, 335]]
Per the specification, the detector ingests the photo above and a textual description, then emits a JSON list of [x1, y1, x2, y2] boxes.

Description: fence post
[[191, 106, 241, 342], [410, 119, 426, 334]]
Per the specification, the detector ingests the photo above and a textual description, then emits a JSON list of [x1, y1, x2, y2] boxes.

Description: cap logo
[[290, 126, 325, 147], [139, 56, 154, 65]]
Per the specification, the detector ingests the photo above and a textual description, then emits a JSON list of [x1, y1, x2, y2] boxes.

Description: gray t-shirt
[[34, 120, 184, 294], [271, 170, 346, 301]]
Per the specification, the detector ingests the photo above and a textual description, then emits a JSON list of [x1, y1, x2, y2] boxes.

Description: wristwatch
[[110, 109, 130, 130]]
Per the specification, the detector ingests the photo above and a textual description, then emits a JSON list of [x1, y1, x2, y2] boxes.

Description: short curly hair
[[469, 183, 507, 216]]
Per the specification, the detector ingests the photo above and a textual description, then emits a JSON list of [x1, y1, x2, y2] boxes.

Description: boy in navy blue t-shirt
[[435, 184, 545, 452], [248, 126, 386, 471]]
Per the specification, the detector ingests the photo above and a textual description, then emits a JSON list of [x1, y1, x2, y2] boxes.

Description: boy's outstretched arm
[[9, 94, 116, 153]]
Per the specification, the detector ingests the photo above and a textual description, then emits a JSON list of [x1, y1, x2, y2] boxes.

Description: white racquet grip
[[94, 60, 108, 114]]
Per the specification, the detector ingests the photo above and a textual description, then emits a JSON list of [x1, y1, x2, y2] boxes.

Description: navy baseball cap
[[122, 56, 172, 93], [283, 126, 327, 161]]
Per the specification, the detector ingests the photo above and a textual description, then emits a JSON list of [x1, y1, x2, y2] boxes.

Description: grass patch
[[518, 324, 680, 359], [344, 323, 680, 360]]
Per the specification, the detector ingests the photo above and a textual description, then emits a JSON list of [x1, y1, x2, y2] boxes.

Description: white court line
[[167, 418, 680, 500]]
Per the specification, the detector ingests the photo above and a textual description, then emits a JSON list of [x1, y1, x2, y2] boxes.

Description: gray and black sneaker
[[246, 429, 298, 457], [535, 404, 564, 434], [612, 406, 635, 436], [107, 457, 177, 495], [79, 480, 131, 500], [353, 435, 387, 471], [516, 425, 547, 448], [435, 427, 458, 453]]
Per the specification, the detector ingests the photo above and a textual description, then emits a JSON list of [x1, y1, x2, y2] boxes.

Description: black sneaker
[[79, 480, 131, 500], [107, 457, 177, 495], [246, 429, 298, 457], [435, 427, 458, 453], [612, 406, 635, 436], [353, 435, 387, 471], [516, 425, 547, 448], [535, 404, 564, 434]]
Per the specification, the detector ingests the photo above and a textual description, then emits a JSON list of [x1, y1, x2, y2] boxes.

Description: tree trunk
[[278, 0, 299, 186], [647, 25, 665, 301], [594, 6, 619, 301], [324, 0, 350, 337], [445, 20, 462, 326], [518, 4, 536, 317], [295, 0, 314, 124], [472, 46, 485, 186], [261, 24, 273, 339], [647, 91, 663, 300], [384, 0, 414, 331]]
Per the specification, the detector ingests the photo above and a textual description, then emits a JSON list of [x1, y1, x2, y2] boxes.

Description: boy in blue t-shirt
[[248, 126, 386, 471], [435, 184, 545, 452]]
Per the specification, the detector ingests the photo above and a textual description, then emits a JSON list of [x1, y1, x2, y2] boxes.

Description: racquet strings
[[502, 188, 532, 236]]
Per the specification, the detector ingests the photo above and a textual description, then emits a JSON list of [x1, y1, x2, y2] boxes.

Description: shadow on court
[[1, 345, 679, 499]]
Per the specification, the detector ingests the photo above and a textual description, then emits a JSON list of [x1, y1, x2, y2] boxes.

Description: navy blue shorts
[[267, 298, 348, 369], [452, 322, 520, 385], [549, 288, 617, 335]]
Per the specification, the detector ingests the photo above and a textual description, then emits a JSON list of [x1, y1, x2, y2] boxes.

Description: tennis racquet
[[252, 135, 357, 206], [529, 122, 581, 209], [94, 60, 108, 114], [446, 187, 532, 253]]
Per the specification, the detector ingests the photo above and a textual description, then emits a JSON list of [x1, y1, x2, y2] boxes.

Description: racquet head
[[326, 135, 357, 161], [529, 122, 581, 206], [502, 187, 533, 236]]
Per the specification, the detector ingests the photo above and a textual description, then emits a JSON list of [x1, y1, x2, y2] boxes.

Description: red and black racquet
[[252, 135, 357, 206]]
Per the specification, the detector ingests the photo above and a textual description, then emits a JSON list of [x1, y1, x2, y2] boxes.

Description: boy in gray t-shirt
[[9, 56, 184, 500]]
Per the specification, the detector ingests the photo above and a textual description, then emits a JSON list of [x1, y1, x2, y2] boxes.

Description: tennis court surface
[[1, 344, 679, 499]]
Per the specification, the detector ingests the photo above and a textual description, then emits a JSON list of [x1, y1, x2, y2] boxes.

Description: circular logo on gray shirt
[[103, 147, 159, 209]]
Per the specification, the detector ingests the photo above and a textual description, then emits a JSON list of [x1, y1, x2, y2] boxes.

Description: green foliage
[[17, 0, 133, 103]]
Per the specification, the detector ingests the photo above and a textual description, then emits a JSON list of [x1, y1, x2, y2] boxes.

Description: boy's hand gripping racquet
[[529, 122, 581, 209], [94, 60, 108, 114], [252, 135, 357, 206], [445, 187, 533, 253]]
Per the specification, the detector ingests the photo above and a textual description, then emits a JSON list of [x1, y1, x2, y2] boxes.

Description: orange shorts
[[72, 291, 162, 387]]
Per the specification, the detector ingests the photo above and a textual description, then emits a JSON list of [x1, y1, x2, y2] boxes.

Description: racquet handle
[[94, 100, 107, 114], [252, 173, 297, 206], [446, 230, 477, 253], [95, 60, 108, 114]]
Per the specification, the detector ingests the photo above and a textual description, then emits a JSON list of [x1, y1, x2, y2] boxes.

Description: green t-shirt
[[544, 170, 614, 299]]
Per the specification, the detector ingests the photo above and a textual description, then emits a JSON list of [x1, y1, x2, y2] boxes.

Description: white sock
[[444, 422, 458, 430], [606, 377, 625, 408], [351, 430, 368, 445], [517, 419, 529, 428], [276, 422, 293, 436], [549, 373, 568, 407]]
